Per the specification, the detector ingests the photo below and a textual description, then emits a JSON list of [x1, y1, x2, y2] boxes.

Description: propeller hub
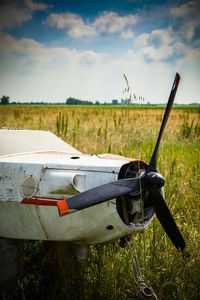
[[144, 172, 165, 189]]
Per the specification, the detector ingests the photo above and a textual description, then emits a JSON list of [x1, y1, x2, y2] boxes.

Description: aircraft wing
[[0, 129, 81, 156]]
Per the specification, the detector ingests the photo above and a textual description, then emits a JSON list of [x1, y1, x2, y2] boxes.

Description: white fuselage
[[0, 130, 154, 245]]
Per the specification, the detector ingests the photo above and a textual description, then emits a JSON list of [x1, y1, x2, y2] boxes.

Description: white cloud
[[25, 0, 48, 11], [0, 33, 105, 68], [0, 0, 49, 30], [181, 19, 200, 40], [121, 29, 134, 39], [0, 34, 109, 102], [176, 46, 200, 68], [0, 5, 31, 29], [79, 50, 106, 65], [0, 33, 48, 64], [93, 12, 138, 35], [135, 33, 150, 47], [45, 11, 138, 38], [45, 13, 96, 37], [170, 1, 200, 41], [134, 27, 190, 62], [150, 29, 173, 45], [141, 45, 174, 61], [134, 29, 176, 61], [0, 17, 199, 105], [136, 28, 174, 48], [170, 1, 199, 18]]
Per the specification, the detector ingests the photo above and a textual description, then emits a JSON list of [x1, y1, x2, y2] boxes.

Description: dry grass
[[0, 105, 199, 299]]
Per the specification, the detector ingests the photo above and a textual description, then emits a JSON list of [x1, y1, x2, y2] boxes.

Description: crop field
[[0, 105, 200, 299]]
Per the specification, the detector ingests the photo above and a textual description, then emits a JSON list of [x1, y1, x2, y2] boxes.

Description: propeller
[[60, 73, 186, 252]]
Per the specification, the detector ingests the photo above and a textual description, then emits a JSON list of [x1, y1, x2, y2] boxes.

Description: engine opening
[[116, 160, 154, 229]]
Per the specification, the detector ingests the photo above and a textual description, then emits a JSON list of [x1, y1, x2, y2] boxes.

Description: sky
[[0, 0, 199, 104]]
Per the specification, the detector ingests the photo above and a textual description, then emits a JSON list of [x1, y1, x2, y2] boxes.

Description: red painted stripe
[[21, 195, 70, 215], [21, 197, 58, 206], [99, 154, 147, 164], [29, 195, 63, 201], [33, 151, 68, 155]]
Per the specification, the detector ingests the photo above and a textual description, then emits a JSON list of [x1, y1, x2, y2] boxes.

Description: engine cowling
[[117, 160, 155, 228]]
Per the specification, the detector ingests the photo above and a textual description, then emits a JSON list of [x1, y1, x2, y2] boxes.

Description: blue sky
[[0, 0, 199, 103]]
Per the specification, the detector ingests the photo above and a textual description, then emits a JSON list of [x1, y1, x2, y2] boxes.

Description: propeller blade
[[61, 172, 165, 213], [65, 177, 142, 211], [148, 73, 180, 172], [150, 189, 186, 251]]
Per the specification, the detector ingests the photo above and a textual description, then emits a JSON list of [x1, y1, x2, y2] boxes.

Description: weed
[[104, 120, 108, 143], [181, 118, 194, 138], [108, 141, 112, 153], [56, 112, 68, 137]]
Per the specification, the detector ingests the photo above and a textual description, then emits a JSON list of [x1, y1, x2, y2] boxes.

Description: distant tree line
[[66, 97, 98, 105], [0, 95, 10, 105], [0, 95, 199, 106]]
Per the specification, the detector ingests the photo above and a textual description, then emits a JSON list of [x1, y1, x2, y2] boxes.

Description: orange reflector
[[57, 200, 69, 216]]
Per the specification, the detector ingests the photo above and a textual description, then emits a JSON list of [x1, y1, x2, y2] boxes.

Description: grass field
[[0, 105, 200, 299]]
